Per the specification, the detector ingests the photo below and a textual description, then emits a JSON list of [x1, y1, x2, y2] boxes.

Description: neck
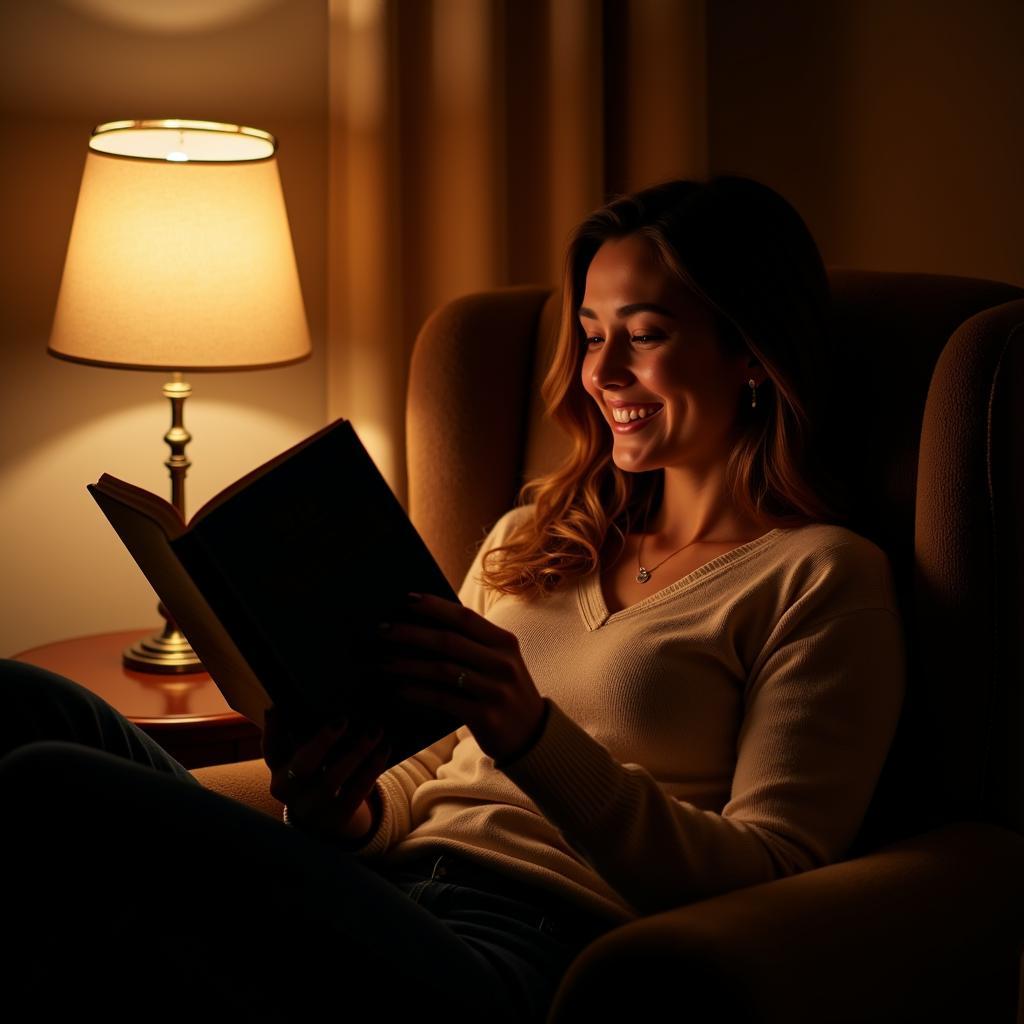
[[643, 464, 750, 545]]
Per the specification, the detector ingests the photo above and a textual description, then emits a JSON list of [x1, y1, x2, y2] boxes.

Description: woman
[[2, 177, 905, 1021]]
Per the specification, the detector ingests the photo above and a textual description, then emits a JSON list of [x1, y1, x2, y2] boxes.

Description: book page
[[92, 474, 186, 539], [89, 483, 270, 727]]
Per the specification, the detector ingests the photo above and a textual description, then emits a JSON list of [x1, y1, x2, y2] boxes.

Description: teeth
[[612, 405, 661, 423]]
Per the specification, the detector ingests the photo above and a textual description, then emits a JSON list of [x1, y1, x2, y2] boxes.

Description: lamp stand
[[123, 373, 205, 674]]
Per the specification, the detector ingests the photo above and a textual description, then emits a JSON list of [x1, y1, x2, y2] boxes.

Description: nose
[[587, 335, 634, 392]]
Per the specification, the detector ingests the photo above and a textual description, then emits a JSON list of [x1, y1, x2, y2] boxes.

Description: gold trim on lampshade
[[48, 119, 311, 372]]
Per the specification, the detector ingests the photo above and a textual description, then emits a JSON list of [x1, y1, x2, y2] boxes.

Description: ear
[[738, 353, 762, 386]]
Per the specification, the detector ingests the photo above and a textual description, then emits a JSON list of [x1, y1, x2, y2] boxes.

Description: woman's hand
[[369, 592, 548, 764], [262, 706, 391, 844]]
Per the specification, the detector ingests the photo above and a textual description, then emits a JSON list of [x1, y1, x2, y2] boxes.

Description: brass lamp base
[[122, 378, 206, 676], [123, 618, 203, 675]]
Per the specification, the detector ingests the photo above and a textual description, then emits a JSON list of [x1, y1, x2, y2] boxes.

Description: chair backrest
[[406, 269, 1024, 845]]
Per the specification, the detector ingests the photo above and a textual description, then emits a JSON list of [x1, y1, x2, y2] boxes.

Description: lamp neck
[[162, 372, 192, 520]]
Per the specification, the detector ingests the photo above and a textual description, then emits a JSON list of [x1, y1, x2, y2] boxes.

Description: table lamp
[[48, 118, 312, 674]]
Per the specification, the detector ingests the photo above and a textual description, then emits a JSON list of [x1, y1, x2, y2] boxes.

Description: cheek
[[639, 364, 684, 398]]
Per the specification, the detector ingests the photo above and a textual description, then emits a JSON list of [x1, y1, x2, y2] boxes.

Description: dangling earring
[[748, 378, 758, 409]]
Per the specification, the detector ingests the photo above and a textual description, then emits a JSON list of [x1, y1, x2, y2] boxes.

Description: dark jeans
[[0, 659, 615, 1021]]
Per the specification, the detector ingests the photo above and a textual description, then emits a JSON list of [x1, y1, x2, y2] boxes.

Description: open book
[[88, 418, 462, 766]]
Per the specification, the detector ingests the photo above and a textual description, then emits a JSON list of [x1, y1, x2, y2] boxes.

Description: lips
[[610, 404, 664, 433], [609, 402, 663, 424]]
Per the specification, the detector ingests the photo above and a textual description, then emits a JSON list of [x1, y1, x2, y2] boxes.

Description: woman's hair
[[480, 176, 850, 600]]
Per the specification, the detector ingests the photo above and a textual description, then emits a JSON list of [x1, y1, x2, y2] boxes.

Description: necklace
[[635, 533, 701, 584], [635, 532, 749, 584]]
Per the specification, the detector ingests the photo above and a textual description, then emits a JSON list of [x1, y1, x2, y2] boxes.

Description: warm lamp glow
[[48, 119, 311, 371], [48, 119, 312, 675]]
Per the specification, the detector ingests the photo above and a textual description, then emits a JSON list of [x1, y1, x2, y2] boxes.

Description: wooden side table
[[14, 628, 263, 770]]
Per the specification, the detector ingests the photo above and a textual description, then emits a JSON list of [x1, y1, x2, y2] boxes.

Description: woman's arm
[[369, 506, 906, 913], [343, 727, 462, 856], [496, 603, 906, 916], [367, 502, 910, 918], [341, 509, 523, 856]]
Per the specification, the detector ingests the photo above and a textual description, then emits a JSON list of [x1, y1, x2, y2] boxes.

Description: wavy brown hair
[[480, 177, 851, 600]]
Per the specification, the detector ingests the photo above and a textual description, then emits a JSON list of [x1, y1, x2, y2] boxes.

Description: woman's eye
[[580, 333, 661, 348]]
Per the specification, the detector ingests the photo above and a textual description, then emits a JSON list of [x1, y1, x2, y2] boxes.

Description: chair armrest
[[191, 757, 282, 821], [549, 822, 1024, 1024]]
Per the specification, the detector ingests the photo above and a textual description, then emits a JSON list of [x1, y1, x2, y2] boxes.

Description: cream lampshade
[[49, 119, 312, 673], [50, 118, 310, 371]]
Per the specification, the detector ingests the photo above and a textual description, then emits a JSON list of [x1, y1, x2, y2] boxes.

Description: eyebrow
[[578, 302, 676, 320]]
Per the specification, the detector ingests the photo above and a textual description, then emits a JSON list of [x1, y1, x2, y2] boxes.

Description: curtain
[[327, 0, 707, 506]]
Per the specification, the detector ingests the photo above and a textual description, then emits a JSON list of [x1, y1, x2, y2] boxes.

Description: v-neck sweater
[[350, 504, 906, 923]]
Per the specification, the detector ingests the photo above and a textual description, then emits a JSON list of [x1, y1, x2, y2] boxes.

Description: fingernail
[[406, 591, 422, 602], [376, 621, 391, 634]]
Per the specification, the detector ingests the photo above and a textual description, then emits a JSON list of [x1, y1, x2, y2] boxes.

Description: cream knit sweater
[[351, 505, 906, 924]]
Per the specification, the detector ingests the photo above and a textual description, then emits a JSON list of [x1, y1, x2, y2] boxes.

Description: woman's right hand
[[263, 706, 392, 845]]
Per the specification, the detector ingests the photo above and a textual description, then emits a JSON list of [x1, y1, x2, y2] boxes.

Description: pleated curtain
[[326, 0, 708, 505]]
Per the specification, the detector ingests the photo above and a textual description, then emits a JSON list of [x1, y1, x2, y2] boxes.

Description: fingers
[[316, 723, 383, 799], [374, 621, 512, 682], [390, 679, 471, 719], [262, 706, 321, 771], [373, 656, 499, 703], [321, 733, 391, 824], [289, 719, 353, 782], [268, 717, 344, 803], [280, 722, 386, 830], [396, 592, 517, 651]]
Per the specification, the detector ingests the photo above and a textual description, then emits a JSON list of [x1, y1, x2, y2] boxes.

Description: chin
[[610, 448, 662, 475]]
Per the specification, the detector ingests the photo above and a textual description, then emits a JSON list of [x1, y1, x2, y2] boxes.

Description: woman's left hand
[[369, 592, 547, 764]]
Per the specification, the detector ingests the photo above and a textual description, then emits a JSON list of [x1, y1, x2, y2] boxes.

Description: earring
[[748, 378, 758, 409]]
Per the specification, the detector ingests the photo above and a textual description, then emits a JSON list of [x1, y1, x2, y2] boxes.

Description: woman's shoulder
[[764, 520, 900, 614], [772, 520, 887, 555], [460, 504, 539, 613], [774, 520, 891, 563], [486, 503, 537, 543]]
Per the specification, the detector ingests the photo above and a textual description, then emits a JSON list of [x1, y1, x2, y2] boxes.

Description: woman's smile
[[609, 403, 665, 432]]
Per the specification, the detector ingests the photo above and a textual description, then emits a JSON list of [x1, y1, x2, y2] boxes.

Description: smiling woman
[[1, 177, 903, 1024], [479, 177, 849, 602]]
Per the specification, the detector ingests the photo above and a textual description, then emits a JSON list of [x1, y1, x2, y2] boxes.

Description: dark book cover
[[93, 418, 463, 765]]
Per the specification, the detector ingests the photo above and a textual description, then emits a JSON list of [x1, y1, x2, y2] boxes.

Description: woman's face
[[579, 233, 754, 476]]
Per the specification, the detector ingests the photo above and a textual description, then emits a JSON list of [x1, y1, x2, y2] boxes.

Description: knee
[[0, 659, 130, 757], [0, 658, 103, 706], [0, 738, 105, 786]]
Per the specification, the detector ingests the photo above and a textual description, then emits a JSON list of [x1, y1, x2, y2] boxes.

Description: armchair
[[196, 269, 1024, 1023]]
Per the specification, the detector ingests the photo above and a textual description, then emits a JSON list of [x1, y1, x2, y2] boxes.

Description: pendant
[[636, 566, 651, 584]]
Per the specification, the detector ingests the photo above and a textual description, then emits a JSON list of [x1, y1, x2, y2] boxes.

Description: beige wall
[[0, 0, 327, 656], [707, 0, 1024, 287]]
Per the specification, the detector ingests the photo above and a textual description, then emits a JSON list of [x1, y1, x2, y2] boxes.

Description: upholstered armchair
[[196, 269, 1024, 1023]]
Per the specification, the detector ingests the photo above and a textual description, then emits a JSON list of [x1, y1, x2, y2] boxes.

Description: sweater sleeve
[[345, 728, 461, 857], [347, 508, 524, 857], [497, 593, 907, 915]]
